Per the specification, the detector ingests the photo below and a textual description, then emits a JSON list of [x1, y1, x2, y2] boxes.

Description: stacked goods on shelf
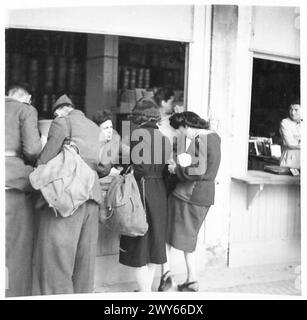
[[28, 58, 40, 94], [118, 38, 186, 94], [137, 68, 144, 88], [45, 56, 55, 93], [67, 58, 76, 91], [119, 66, 151, 90], [122, 67, 130, 89], [144, 69, 151, 89], [42, 94, 50, 115], [130, 68, 137, 90], [10, 53, 27, 84], [5, 29, 86, 119], [57, 56, 67, 92], [119, 89, 136, 113]]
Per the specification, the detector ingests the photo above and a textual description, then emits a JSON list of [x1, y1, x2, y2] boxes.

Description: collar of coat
[[137, 121, 159, 129]]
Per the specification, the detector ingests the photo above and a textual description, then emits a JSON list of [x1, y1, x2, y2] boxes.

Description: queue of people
[[5, 83, 221, 296]]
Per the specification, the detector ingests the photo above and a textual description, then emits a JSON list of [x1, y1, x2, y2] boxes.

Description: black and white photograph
[[1, 0, 305, 301]]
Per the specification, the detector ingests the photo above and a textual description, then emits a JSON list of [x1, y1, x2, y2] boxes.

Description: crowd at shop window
[[5, 82, 221, 296]]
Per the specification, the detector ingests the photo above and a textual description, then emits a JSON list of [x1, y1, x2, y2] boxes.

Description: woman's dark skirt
[[167, 194, 210, 252], [119, 177, 168, 267]]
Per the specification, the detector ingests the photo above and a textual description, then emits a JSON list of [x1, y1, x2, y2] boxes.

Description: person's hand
[[167, 159, 177, 174], [109, 167, 122, 176]]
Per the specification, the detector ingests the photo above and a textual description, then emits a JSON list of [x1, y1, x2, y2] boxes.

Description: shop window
[[116, 36, 186, 129], [248, 58, 300, 171], [5, 28, 87, 119], [5, 29, 187, 123]]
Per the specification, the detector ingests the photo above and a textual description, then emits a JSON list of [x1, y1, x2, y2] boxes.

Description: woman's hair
[[289, 98, 300, 108], [169, 111, 209, 130], [92, 109, 113, 126], [153, 87, 174, 107], [129, 97, 161, 125]]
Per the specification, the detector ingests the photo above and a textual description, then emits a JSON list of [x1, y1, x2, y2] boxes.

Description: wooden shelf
[[232, 170, 300, 185]]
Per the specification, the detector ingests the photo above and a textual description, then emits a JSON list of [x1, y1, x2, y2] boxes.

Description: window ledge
[[232, 170, 300, 185], [231, 170, 300, 210]]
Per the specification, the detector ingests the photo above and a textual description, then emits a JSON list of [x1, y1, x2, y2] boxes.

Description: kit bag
[[105, 166, 148, 237]]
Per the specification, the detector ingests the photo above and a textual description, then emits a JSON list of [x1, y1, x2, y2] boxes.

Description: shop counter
[[229, 170, 300, 266], [232, 170, 300, 210]]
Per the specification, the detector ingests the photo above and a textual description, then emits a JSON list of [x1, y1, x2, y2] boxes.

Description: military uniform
[[32, 105, 109, 295], [5, 97, 42, 297]]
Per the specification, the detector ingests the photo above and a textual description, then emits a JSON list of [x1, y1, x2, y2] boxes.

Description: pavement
[[94, 262, 301, 296]]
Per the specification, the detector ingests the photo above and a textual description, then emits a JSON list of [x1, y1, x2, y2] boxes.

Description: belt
[[5, 150, 18, 157]]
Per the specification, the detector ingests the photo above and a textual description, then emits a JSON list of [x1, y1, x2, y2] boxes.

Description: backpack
[[105, 166, 148, 237]]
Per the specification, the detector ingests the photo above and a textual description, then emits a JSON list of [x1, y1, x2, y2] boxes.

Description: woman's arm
[[280, 120, 300, 150], [175, 135, 208, 181]]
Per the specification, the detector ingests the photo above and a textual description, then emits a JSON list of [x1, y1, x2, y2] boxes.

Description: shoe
[[177, 281, 199, 292], [158, 271, 174, 292]]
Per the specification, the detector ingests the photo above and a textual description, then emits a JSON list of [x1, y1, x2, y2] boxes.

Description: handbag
[[105, 165, 148, 237], [98, 175, 114, 224]]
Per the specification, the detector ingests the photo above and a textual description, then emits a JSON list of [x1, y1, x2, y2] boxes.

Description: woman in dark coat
[[160, 111, 221, 292], [119, 98, 170, 292]]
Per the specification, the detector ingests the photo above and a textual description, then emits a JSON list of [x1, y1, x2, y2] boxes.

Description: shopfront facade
[[5, 4, 301, 287]]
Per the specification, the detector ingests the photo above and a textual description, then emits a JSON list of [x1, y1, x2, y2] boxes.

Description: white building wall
[[5, 5, 194, 42], [201, 5, 240, 267]]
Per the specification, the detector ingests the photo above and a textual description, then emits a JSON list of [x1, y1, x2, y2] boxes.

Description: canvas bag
[[98, 175, 114, 224], [30, 116, 99, 218], [105, 166, 148, 237]]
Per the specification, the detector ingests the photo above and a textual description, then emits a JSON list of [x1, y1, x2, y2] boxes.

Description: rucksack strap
[[64, 116, 79, 154], [64, 116, 72, 143]]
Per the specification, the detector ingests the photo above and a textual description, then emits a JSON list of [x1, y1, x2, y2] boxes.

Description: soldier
[[5, 84, 42, 297], [32, 94, 110, 295]]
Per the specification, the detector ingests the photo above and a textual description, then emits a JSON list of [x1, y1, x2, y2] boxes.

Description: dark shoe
[[158, 271, 174, 292], [177, 281, 199, 292]]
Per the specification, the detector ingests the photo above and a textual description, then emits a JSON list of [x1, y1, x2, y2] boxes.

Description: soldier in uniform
[[5, 84, 42, 297], [32, 94, 110, 295]]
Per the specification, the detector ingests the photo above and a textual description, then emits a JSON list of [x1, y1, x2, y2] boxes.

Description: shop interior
[[5, 28, 187, 257], [5, 28, 186, 131], [248, 58, 300, 171]]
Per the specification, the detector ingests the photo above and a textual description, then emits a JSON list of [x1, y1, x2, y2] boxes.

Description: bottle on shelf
[[45, 56, 55, 93], [144, 68, 151, 89], [42, 94, 50, 117], [57, 56, 67, 92], [137, 68, 144, 88], [28, 58, 40, 94], [130, 68, 137, 90], [67, 58, 78, 92], [11, 53, 27, 83], [122, 67, 130, 90]]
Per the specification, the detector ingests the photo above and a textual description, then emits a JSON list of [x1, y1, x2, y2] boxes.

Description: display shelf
[[118, 37, 185, 92], [5, 29, 87, 119]]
